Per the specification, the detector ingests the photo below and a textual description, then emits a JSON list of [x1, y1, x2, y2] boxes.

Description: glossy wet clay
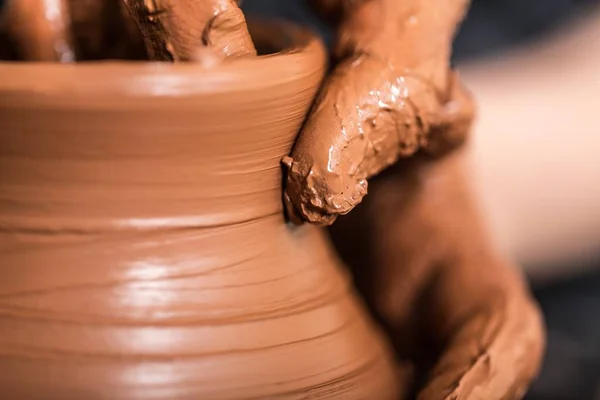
[[0, 21, 400, 399], [0, 1, 545, 399]]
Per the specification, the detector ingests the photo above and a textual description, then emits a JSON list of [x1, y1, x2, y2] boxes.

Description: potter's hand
[[0, 0, 74, 61], [283, 0, 474, 226], [0, 0, 146, 61], [0, 0, 253, 61], [330, 154, 545, 399], [124, 0, 255, 61]]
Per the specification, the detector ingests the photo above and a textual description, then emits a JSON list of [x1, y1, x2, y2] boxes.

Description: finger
[[283, 0, 474, 226], [204, 0, 256, 58], [329, 152, 544, 398], [327, 156, 448, 359], [418, 264, 545, 400], [400, 155, 544, 399], [0, 0, 74, 61], [66, 0, 146, 60], [283, 54, 450, 226], [123, 0, 256, 61], [424, 71, 476, 157]]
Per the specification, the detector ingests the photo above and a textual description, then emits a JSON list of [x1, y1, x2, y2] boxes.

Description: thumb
[[418, 269, 545, 400], [284, 54, 464, 226]]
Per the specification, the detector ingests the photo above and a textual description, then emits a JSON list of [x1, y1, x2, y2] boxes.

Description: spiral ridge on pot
[[0, 22, 399, 399]]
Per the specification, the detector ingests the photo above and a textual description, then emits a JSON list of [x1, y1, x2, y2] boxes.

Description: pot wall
[[0, 22, 400, 399]]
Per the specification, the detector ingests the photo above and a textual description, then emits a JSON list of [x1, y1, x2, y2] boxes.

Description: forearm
[[124, 0, 256, 61], [337, 0, 470, 89]]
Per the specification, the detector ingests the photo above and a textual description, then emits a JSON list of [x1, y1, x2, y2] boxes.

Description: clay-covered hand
[[329, 153, 545, 399], [123, 0, 256, 61], [283, 0, 475, 226], [0, 0, 254, 61], [0, 0, 75, 61], [0, 0, 147, 61]]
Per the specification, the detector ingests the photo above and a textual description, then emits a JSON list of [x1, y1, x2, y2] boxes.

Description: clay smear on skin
[[283, 0, 476, 225], [0, 0, 75, 61], [1, 0, 255, 61], [0, 0, 543, 398], [123, 0, 256, 61], [0, 21, 400, 398]]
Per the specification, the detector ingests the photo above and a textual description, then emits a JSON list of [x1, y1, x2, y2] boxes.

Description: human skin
[[0, 0, 546, 397], [6, 0, 596, 275], [122, 0, 256, 60], [284, 0, 475, 225], [0, 0, 145, 60], [287, 0, 545, 397], [0, 0, 252, 61], [329, 152, 545, 398], [0, 0, 74, 61]]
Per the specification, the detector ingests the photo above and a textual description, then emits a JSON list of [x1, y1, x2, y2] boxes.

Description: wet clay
[[66, 0, 147, 60], [283, 0, 476, 225], [0, 0, 148, 61], [328, 152, 545, 398], [0, 0, 250, 62], [0, 1, 545, 398], [0, 0, 75, 61], [0, 23, 400, 399], [123, 0, 256, 61], [275, 2, 544, 397]]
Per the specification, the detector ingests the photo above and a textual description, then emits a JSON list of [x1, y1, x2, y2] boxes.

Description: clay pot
[[0, 22, 399, 399]]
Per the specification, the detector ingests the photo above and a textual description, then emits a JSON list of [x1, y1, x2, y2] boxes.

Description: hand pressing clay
[[282, 0, 545, 398], [284, 0, 544, 399], [123, 0, 256, 60], [329, 153, 545, 399], [0, 0, 251, 61], [0, 0, 545, 399], [0, 21, 401, 399], [284, 0, 475, 225], [0, 0, 146, 60], [66, 0, 147, 60], [0, 0, 75, 61]]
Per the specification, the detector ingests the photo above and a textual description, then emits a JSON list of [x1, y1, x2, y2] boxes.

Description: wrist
[[335, 0, 468, 88]]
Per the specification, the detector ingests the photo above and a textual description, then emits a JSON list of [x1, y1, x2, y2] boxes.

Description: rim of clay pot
[[0, 19, 326, 102]]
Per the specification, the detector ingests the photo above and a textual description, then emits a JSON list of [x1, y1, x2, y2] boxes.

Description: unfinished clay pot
[[0, 21, 399, 399]]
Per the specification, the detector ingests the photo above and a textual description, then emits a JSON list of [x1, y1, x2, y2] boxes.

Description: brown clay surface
[[329, 152, 545, 399], [279, 2, 545, 397], [284, 0, 475, 225], [66, 0, 147, 60], [0, 22, 399, 399], [0, 0, 75, 61], [0, 0, 149, 61], [123, 0, 256, 61]]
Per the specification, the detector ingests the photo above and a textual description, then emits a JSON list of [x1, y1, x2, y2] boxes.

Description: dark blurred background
[[242, 1, 600, 399]]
